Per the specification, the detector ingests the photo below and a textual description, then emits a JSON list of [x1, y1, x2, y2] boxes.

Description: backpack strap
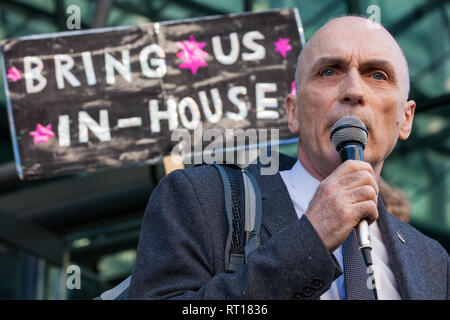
[[242, 168, 262, 262], [213, 163, 244, 272], [213, 163, 262, 273]]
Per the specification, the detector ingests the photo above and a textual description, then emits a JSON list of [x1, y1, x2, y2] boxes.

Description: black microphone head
[[330, 116, 368, 151]]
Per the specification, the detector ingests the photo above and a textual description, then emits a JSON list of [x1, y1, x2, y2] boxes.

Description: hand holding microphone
[[305, 116, 379, 255], [330, 116, 373, 249], [330, 116, 376, 268]]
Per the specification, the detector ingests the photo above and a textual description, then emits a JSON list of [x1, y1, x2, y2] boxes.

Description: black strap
[[213, 164, 244, 272], [242, 168, 262, 262], [213, 164, 262, 273]]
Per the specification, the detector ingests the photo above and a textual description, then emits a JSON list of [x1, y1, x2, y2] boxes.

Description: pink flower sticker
[[274, 37, 292, 58], [176, 35, 209, 74], [7, 66, 22, 82], [29, 123, 55, 145]]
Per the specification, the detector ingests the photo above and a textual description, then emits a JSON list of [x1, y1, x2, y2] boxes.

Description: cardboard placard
[[1, 8, 304, 179]]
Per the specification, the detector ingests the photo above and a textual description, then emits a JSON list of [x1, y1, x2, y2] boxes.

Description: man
[[127, 16, 449, 300]]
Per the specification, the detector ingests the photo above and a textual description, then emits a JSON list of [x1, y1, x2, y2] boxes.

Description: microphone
[[330, 116, 374, 267]]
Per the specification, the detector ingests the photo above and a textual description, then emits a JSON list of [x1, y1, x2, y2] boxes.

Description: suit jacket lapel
[[376, 198, 421, 299], [246, 159, 444, 300], [246, 164, 298, 240]]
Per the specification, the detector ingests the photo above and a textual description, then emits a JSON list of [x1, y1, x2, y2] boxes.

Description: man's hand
[[305, 160, 379, 252]]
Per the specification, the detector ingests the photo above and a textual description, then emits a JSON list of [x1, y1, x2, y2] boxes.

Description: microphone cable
[[360, 245, 379, 300]]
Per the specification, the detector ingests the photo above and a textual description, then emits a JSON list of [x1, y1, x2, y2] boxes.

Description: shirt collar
[[287, 159, 321, 211]]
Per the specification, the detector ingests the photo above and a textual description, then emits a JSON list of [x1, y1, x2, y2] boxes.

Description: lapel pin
[[397, 232, 406, 244]]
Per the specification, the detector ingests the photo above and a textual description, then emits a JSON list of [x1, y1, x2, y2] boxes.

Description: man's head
[[286, 16, 416, 180]]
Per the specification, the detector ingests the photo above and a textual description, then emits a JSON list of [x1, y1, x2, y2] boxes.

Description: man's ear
[[398, 100, 416, 140], [286, 94, 300, 134]]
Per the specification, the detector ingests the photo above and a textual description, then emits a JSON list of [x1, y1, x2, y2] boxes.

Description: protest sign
[[1, 8, 304, 179]]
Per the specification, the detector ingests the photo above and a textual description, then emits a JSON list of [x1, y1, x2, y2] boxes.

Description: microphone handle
[[338, 144, 372, 251], [338, 144, 364, 162]]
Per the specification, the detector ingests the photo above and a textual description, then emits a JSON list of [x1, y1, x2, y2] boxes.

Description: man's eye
[[372, 72, 386, 80], [320, 68, 335, 77]]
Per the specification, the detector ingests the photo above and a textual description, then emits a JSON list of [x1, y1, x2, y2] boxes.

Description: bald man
[[127, 16, 449, 300]]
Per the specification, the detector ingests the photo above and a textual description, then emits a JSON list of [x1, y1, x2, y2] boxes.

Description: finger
[[333, 160, 376, 180], [352, 200, 379, 225], [348, 185, 378, 204], [340, 170, 379, 195]]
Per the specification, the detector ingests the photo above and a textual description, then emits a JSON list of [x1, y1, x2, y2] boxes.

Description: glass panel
[[0, 241, 61, 299]]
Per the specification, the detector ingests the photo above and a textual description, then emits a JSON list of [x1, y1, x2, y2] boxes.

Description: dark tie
[[342, 230, 376, 300]]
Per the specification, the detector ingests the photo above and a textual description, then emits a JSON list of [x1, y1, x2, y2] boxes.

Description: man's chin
[[312, 151, 341, 178], [326, 149, 341, 164]]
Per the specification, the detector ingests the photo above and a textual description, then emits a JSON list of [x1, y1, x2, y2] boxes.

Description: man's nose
[[339, 69, 366, 106]]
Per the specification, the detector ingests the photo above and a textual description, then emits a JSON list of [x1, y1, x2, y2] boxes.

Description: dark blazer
[[127, 154, 449, 300]]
